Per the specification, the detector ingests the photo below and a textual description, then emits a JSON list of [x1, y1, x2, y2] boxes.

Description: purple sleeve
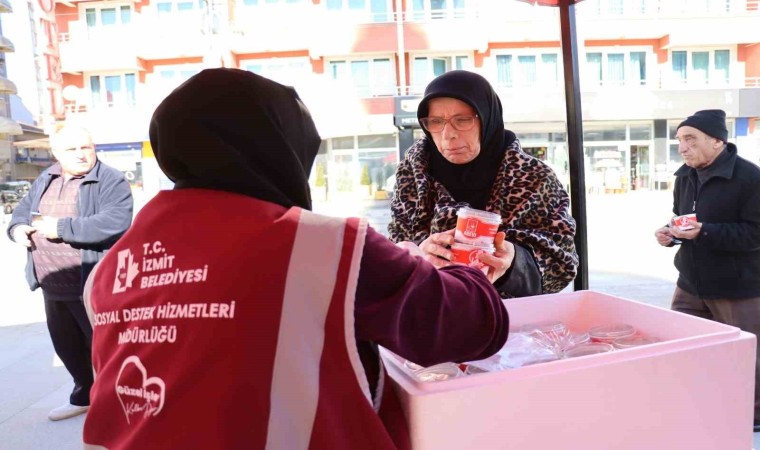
[[354, 227, 509, 367]]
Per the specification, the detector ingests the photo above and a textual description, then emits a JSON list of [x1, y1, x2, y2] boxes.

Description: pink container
[[454, 207, 501, 246], [449, 242, 494, 270], [380, 291, 755, 450]]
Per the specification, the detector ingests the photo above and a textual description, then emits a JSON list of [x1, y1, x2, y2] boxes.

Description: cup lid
[[414, 363, 463, 382], [612, 335, 661, 349], [588, 324, 636, 340], [456, 207, 501, 223], [564, 342, 615, 358]]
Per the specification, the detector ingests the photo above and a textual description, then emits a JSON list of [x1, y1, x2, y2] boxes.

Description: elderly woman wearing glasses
[[389, 70, 578, 297]]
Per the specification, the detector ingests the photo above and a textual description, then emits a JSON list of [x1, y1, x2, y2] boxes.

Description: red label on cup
[[673, 213, 697, 230], [450, 243, 493, 270]]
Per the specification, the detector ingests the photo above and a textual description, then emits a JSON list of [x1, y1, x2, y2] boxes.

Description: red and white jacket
[[83, 189, 408, 450]]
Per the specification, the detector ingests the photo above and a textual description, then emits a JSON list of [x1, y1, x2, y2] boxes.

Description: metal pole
[[395, 0, 406, 96], [558, 0, 588, 290]]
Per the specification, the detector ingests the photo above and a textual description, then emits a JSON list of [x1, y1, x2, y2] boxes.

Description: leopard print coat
[[388, 137, 578, 294]]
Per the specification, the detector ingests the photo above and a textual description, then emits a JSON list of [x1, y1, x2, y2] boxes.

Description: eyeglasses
[[419, 115, 479, 133]]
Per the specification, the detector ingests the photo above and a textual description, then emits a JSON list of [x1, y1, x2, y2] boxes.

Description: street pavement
[[0, 190, 757, 449]]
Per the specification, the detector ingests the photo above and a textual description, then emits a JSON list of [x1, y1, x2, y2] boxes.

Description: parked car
[[2, 190, 20, 214]]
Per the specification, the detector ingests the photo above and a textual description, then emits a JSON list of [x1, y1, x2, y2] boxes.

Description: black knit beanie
[[677, 109, 728, 143]]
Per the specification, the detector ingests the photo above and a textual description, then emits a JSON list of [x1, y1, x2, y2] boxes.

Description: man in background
[[654, 109, 760, 432], [6, 124, 133, 421]]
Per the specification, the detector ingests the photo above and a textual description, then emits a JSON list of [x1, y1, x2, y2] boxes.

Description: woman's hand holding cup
[[419, 229, 455, 269], [477, 232, 514, 283]]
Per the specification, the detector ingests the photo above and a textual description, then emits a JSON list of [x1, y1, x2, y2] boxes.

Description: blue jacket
[[672, 143, 760, 299], [6, 160, 133, 296]]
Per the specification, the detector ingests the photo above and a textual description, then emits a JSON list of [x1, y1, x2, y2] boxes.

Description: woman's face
[[426, 97, 481, 165]]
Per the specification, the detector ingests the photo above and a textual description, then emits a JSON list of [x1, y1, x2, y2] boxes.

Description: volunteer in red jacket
[[82, 68, 510, 450]]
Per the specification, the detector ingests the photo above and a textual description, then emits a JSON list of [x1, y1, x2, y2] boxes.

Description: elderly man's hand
[[477, 232, 515, 283], [669, 220, 702, 241], [33, 216, 60, 239], [654, 226, 675, 246], [11, 225, 35, 247]]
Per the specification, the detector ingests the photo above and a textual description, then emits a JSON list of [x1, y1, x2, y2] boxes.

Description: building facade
[[0, 0, 53, 185], [35, 0, 760, 198]]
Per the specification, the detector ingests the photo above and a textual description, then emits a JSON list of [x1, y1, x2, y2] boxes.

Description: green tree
[[360, 164, 371, 186], [315, 162, 326, 187], [360, 164, 372, 195]]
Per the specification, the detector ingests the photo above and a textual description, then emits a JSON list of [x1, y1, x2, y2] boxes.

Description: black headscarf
[[149, 68, 321, 210], [417, 70, 514, 209]]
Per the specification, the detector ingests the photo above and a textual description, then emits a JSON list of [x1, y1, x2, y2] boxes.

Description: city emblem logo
[[113, 249, 140, 294]]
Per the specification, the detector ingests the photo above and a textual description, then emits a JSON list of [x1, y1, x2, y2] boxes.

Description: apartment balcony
[[229, 8, 319, 55], [59, 16, 208, 72], [59, 23, 142, 73], [64, 103, 151, 143], [493, 79, 760, 124]]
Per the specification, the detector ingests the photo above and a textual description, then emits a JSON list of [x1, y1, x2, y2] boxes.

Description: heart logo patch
[[115, 355, 166, 424]]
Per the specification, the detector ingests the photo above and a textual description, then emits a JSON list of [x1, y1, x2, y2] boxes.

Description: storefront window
[[332, 136, 354, 149], [629, 123, 651, 140], [358, 134, 395, 148], [585, 146, 625, 192], [583, 123, 626, 141]]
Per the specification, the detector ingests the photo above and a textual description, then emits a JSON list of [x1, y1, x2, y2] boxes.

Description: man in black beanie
[[655, 109, 760, 432]]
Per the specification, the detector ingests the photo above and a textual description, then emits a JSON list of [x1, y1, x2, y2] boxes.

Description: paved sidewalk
[[1, 191, 758, 449]]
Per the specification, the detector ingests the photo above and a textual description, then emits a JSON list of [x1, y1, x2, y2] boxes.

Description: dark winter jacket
[[672, 143, 760, 299], [6, 160, 133, 295]]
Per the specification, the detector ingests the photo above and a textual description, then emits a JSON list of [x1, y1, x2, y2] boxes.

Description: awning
[[0, 0, 11, 13], [0, 116, 23, 135], [0, 36, 13, 52], [0, 75, 17, 94], [13, 137, 50, 149]]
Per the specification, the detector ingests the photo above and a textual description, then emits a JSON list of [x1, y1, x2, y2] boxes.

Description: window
[[714, 50, 730, 84], [411, 55, 469, 93], [539, 54, 559, 86], [607, 53, 624, 86], [586, 52, 602, 86], [84, 4, 132, 29], [325, 0, 390, 22], [156, 66, 201, 94], [327, 57, 395, 97], [583, 123, 626, 142], [89, 73, 136, 108], [585, 49, 649, 87], [672, 51, 687, 83], [496, 52, 560, 88], [629, 123, 651, 140], [669, 49, 731, 86], [496, 55, 513, 87], [409, 0, 469, 20], [155, 0, 204, 17], [629, 52, 646, 86], [245, 58, 311, 88]]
